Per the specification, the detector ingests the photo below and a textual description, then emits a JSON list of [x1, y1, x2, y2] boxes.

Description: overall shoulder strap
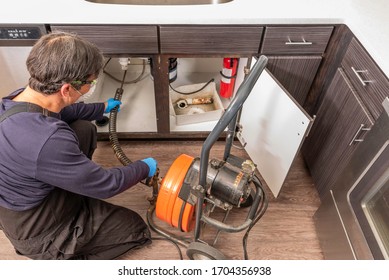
[[0, 103, 50, 123]]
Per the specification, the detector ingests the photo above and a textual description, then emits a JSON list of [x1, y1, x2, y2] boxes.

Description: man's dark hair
[[26, 31, 104, 94]]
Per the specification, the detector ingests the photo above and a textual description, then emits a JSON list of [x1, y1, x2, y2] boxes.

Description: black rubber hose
[[106, 61, 148, 166], [169, 78, 215, 95], [242, 175, 268, 260], [108, 70, 133, 166]]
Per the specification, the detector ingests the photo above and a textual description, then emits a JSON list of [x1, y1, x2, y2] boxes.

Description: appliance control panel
[[0, 25, 47, 46]]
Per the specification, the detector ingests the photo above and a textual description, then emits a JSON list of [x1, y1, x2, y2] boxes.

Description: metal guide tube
[[194, 55, 268, 240]]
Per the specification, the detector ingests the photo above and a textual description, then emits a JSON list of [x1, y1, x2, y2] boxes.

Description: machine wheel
[[186, 242, 227, 260]]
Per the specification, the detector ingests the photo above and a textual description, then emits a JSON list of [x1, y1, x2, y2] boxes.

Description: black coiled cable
[[108, 70, 133, 166]]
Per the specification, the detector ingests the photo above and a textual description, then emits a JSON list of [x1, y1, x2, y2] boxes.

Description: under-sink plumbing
[[118, 57, 130, 71]]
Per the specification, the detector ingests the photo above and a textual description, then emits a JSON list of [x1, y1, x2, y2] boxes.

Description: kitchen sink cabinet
[[46, 24, 334, 139], [158, 25, 265, 136]]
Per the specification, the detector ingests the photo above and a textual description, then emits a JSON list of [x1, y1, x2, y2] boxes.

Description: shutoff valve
[[119, 58, 130, 70]]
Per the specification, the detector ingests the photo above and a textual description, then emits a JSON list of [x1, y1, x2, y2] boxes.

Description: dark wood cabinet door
[[50, 25, 159, 54], [266, 56, 322, 106], [303, 68, 374, 198], [160, 25, 263, 54]]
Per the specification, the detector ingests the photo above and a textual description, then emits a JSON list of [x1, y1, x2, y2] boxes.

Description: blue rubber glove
[[104, 98, 122, 113], [141, 157, 157, 177]]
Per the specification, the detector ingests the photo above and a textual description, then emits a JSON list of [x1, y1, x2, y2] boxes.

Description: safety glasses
[[71, 79, 98, 86]]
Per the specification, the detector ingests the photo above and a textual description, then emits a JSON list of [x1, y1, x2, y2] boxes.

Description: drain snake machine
[[108, 55, 269, 260]]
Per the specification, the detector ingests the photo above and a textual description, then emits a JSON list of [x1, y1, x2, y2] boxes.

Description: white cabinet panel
[[239, 66, 313, 197]]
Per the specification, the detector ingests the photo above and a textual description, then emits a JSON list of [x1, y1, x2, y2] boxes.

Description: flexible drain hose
[[108, 87, 134, 165], [107, 59, 147, 166], [108, 69, 133, 166]]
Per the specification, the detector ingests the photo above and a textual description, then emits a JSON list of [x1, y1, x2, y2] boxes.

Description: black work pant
[[0, 189, 151, 259], [0, 120, 151, 259], [69, 119, 98, 159]]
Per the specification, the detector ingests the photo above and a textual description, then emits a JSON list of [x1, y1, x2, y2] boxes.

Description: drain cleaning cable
[[107, 66, 184, 259], [108, 69, 132, 165], [107, 58, 149, 165]]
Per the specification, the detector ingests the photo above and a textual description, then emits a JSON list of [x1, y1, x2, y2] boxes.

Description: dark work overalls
[[0, 103, 151, 259]]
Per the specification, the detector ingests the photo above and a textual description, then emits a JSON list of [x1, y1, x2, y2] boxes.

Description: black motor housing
[[184, 157, 253, 207]]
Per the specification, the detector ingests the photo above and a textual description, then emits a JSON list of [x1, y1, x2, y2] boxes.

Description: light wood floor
[[0, 140, 323, 260]]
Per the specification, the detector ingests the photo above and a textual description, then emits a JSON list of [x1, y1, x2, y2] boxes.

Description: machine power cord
[[169, 78, 215, 95], [242, 175, 269, 260], [151, 237, 183, 260]]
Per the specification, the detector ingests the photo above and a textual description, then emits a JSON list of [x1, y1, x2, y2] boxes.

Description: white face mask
[[71, 80, 97, 102], [77, 85, 96, 102]]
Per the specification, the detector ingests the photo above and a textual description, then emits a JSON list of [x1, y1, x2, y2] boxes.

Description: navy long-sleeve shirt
[[0, 89, 149, 211]]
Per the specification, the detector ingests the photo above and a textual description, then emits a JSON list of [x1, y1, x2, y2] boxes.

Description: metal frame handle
[[194, 55, 268, 240], [351, 66, 373, 86], [285, 37, 313, 45], [349, 124, 371, 146]]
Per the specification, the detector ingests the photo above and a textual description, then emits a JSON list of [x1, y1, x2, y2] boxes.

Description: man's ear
[[59, 83, 72, 98]]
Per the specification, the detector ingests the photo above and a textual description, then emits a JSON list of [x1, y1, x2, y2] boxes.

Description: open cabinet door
[[238, 58, 314, 197]]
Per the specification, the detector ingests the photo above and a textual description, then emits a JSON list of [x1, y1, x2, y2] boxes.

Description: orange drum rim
[[156, 154, 194, 228], [181, 201, 195, 232], [171, 196, 195, 232], [165, 163, 189, 225]]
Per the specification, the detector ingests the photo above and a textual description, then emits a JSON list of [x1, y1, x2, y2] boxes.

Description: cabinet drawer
[[50, 25, 159, 54], [160, 25, 263, 54], [342, 38, 389, 120], [261, 26, 333, 54]]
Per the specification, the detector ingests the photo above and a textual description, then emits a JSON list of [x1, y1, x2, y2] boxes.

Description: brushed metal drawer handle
[[351, 67, 373, 86], [349, 124, 371, 146], [285, 37, 313, 45]]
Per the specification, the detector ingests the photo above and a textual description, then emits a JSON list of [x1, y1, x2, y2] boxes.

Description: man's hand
[[141, 157, 158, 177], [104, 98, 122, 113]]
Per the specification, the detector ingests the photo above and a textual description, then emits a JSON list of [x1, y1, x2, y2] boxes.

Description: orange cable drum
[[171, 194, 195, 232], [170, 176, 196, 232], [156, 154, 194, 228]]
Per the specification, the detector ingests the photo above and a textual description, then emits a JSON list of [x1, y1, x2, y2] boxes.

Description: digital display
[[0, 27, 42, 40]]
